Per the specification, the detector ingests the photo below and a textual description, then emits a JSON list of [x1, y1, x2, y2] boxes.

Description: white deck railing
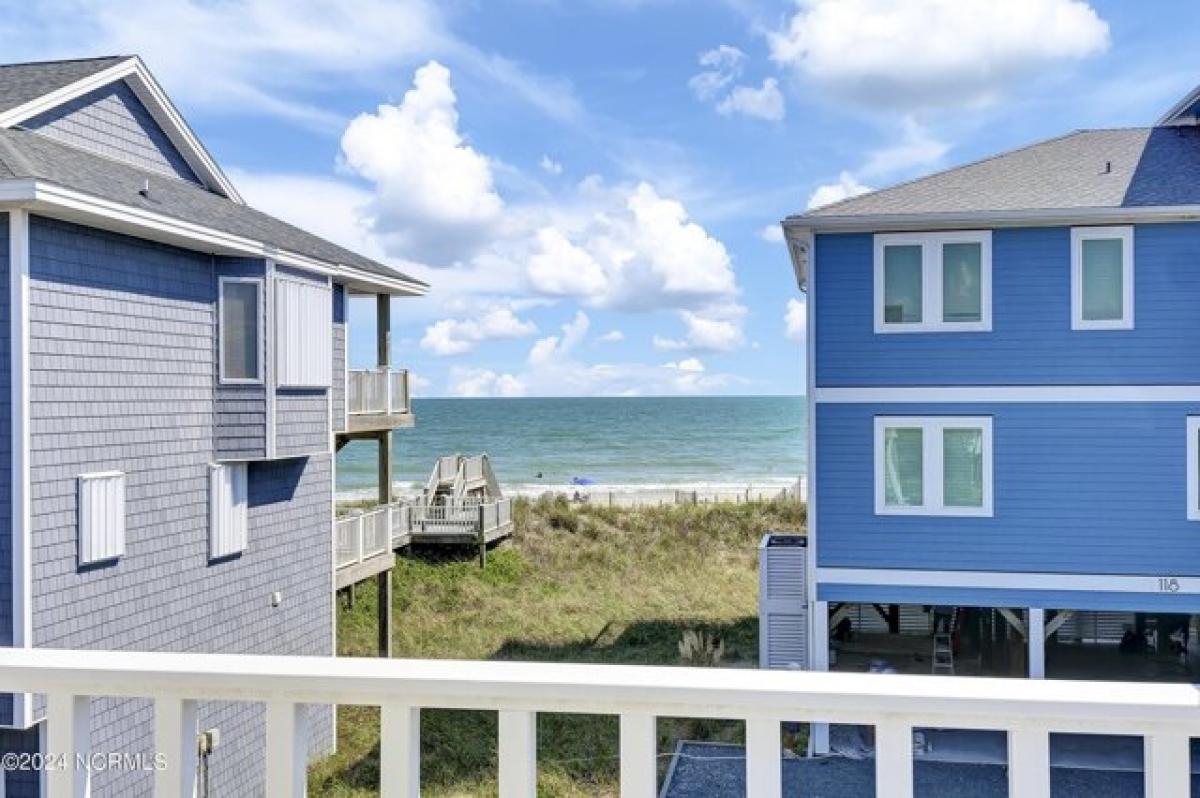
[[334, 508, 392, 567], [347, 367, 410, 415], [2, 648, 1198, 798]]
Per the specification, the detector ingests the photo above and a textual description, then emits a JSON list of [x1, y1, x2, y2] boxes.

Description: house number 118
[[1158, 577, 1181, 593]]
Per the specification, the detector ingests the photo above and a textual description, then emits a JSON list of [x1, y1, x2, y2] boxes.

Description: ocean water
[[336, 396, 806, 496]]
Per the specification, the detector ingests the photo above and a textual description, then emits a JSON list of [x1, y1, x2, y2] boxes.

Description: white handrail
[[347, 368, 410, 415], [3, 648, 1199, 798]]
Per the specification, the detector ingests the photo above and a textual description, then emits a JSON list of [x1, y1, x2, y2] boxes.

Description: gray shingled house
[[0, 56, 424, 796]]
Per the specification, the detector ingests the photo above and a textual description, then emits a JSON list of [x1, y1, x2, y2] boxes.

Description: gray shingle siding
[[4, 216, 333, 796], [0, 214, 12, 728], [23, 80, 201, 185], [214, 257, 267, 460], [332, 283, 346, 432]]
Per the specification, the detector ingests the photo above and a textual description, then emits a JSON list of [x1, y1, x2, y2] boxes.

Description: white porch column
[[1028, 608, 1046, 679], [810, 600, 830, 755]]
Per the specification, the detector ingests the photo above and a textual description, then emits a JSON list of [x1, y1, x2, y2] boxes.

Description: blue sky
[[5, 0, 1200, 396]]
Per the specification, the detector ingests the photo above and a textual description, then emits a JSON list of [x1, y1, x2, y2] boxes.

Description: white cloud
[[341, 61, 504, 266], [408, 373, 434, 396], [528, 311, 590, 367], [769, 0, 1109, 111], [653, 303, 746, 353], [527, 227, 609, 297], [449, 367, 527, 397], [688, 45, 747, 101], [860, 118, 949, 178], [420, 306, 537, 356], [716, 78, 785, 121], [807, 171, 873, 210], [690, 45, 786, 122], [785, 298, 807, 342], [664, 357, 705, 373], [598, 330, 625, 343], [540, 155, 564, 175], [759, 224, 785, 243]]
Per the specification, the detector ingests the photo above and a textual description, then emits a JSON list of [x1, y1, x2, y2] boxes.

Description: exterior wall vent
[[758, 533, 808, 670]]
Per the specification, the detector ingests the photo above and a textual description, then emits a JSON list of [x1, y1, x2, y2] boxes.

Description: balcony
[[4, 647, 1198, 798], [345, 367, 412, 433]]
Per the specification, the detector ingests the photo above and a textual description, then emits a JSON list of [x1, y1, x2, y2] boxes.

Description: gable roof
[[0, 55, 243, 203], [0, 56, 425, 293], [0, 56, 129, 116], [0, 125, 426, 292], [795, 127, 1200, 225]]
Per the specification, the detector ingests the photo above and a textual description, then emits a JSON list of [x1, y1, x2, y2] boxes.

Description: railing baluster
[[746, 717, 782, 798], [1008, 726, 1050, 798], [154, 698, 198, 798], [47, 693, 90, 798], [1145, 732, 1190, 798], [619, 713, 656, 797], [875, 720, 913, 798], [380, 702, 420, 798], [498, 710, 537, 797], [265, 701, 307, 798]]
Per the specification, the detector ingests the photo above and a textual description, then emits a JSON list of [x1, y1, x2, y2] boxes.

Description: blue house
[[784, 87, 1200, 691]]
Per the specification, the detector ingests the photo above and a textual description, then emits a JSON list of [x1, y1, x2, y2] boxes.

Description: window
[[220, 277, 262, 382], [210, 462, 248, 559], [275, 276, 332, 388], [875, 417, 993, 516], [1071, 226, 1133, 330], [78, 471, 126, 565], [874, 232, 991, 333], [1188, 418, 1200, 521]]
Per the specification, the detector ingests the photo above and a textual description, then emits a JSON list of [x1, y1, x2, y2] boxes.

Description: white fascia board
[[0, 179, 427, 296], [784, 204, 1200, 235], [817, 567, 1200, 596], [815, 385, 1200, 404], [0, 56, 245, 203], [1158, 85, 1200, 126], [122, 57, 244, 204], [784, 225, 812, 292], [0, 58, 139, 129]]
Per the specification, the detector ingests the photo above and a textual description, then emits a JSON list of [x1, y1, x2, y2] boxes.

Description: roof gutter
[[0, 178, 427, 296], [784, 203, 1200, 235]]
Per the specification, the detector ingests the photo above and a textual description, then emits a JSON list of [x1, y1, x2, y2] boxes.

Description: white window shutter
[[78, 472, 126, 565], [275, 278, 332, 388], [210, 463, 248, 559]]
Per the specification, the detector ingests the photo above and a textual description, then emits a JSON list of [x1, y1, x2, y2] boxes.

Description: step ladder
[[932, 633, 955, 675]]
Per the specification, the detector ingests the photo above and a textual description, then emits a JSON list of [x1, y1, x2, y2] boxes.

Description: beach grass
[[308, 495, 806, 797]]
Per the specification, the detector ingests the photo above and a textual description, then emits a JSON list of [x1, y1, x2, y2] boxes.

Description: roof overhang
[[781, 222, 811, 292], [786, 203, 1200, 236], [1158, 84, 1200, 127], [0, 56, 245, 204], [0, 178, 427, 296]]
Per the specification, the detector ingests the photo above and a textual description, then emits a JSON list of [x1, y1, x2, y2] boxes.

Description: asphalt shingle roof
[[0, 56, 129, 115], [0, 126, 424, 288], [799, 127, 1200, 221]]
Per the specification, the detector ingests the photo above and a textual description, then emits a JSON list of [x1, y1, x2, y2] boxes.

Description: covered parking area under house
[[825, 603, 1200, 682]]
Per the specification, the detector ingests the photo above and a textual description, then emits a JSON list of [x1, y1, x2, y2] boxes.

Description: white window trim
[[874, 416, 993, 517], [873, 230, 992, 334], [1071, 225, 1134, 331], [1188, 417, 1200, 521], [218, 275, 264, 385]]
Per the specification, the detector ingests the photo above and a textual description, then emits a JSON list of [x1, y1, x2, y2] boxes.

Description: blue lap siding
[[815, 223, 1200, 387], [817, 401, 1200, 575]]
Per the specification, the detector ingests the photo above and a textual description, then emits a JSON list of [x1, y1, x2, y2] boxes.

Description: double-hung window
[[875, 417, 993, 516], [1071, 226, 1133, 330], [875, 231, 991, 333], [219, 277, 262, 383]]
